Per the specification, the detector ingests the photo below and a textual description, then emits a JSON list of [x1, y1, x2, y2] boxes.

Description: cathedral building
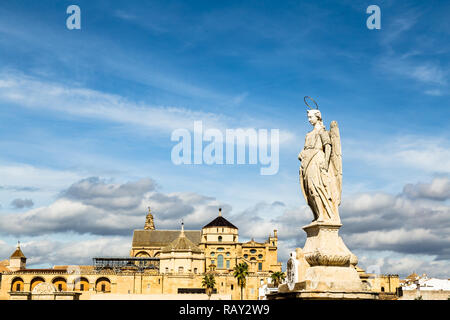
[[131, 208, 281, 275], [0, 208, 282, 300]]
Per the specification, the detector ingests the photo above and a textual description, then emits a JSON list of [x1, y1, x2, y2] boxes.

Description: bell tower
[[9, 241, 26, 271], [144, 207, 155, 230]]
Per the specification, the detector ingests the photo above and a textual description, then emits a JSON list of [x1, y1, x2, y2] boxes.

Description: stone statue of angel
[[298, 97, 342, 224]]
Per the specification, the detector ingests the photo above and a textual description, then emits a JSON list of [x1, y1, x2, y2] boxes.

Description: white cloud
[[403, 177, 450, 201], [16, 237, 131, 267], [0, 71, 227, 134], [379, 57, 447, 86], [0, 177, 227, 236], [357, 252, 450, 279], [346, 135, 450, 174], [0, 163, 82, 192], [0, 71, 296, 149]]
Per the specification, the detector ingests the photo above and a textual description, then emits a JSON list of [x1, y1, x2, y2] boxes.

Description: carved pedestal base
[[269, 222, 378, 300]]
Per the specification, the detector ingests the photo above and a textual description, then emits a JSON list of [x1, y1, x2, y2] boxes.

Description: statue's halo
[[304, 96, 319, 110]]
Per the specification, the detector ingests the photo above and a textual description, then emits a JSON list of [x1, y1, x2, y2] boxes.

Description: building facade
[[0, 208, 282, 300]]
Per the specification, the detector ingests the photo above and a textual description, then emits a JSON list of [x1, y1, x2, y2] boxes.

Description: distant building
[[0, 208, 282, 300], [400, 273, 450, 300]]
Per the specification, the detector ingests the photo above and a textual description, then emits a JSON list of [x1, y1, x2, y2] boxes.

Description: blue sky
[[0, 0, 449, 278]]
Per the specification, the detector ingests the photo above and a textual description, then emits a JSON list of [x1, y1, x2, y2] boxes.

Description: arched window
[[258, 254, 263, 259], [218, 236, 222, 242], [217, 254, 224, 269], [178, 266, 184, 274], [75, 277, 89, 291], [95, 277, 111, 292], [135, 251, 150, 258], [381, 287, 385, 292], [244, 254, 248, 259], [11, 277, 24, 292], [258, 262, 263, 271], [30, 277, 45, 291], [250, 249, 256, 254], [52, 277, 67, 292]]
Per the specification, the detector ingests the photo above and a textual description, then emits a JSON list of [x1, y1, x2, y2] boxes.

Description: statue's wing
[[329, 121, 342, 205]]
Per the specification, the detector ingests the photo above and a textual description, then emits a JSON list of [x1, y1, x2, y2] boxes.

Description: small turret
[[9, 241, 26, 271], [144, 206, 155, 230], [269, 229, 278, 247]]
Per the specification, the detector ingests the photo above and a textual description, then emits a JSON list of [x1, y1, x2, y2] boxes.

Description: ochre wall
[[0, 271, 272, 300]]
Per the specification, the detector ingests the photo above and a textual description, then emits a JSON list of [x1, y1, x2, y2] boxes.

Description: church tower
[[201, 208, 239, 272], [144, 207, 155, 230]]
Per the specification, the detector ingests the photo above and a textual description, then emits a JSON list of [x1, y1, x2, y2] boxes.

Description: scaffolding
[[93, 257, 160, 273]]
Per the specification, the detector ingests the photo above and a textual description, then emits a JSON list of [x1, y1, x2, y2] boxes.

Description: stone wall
[[400, 290, 450, 300], [1, 271, 272, 300]]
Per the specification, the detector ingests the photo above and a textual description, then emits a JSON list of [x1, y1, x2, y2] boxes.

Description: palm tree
[[202, 273, 216, 300], [233, 262, 249, 300], [270, 271, 285, 287]]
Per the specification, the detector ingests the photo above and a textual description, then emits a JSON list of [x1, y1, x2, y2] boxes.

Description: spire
[[218, 207, 222, 216], [144, 206, 155, 230], [180, 220, 185, 236]]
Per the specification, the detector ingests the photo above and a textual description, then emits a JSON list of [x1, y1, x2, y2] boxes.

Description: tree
[[202, 273, 216, 300], [233, 262, 249, 300], [270, 271, 285, 287]]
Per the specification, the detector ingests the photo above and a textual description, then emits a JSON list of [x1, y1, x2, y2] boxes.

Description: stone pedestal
[[270, 222, 378, 300]]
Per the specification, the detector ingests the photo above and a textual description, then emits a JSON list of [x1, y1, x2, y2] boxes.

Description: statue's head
[[307, 109, 322, 126]]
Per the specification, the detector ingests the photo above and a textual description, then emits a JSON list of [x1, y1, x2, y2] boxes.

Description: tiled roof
[[203, 216, 237, 229], [161, 232, 202, 253], [132, 230, 201, 247], [10, 247, 26, 259]]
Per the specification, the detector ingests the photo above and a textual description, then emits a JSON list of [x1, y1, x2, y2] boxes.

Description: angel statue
[[298, 97, 342, 224]]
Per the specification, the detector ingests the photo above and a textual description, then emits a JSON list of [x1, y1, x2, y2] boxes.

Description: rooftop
[[132, 229, 201, 247], [10, 243, 26, 259], [162, 224, 202, 253]]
